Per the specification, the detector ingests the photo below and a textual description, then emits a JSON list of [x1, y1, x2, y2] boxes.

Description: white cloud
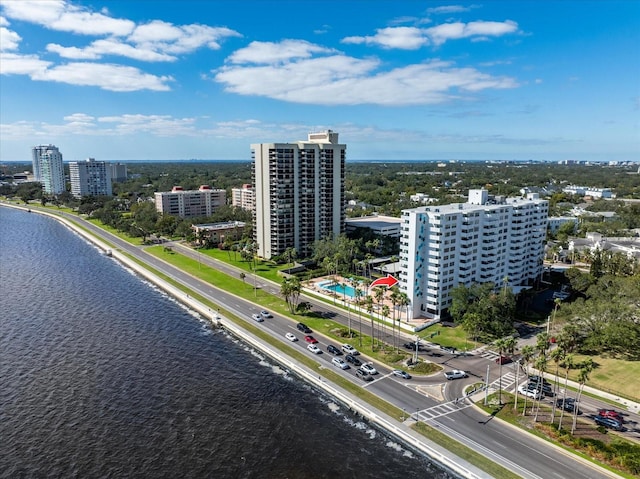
[[228, 40, 335, 64], [2, 1, 241, 63], [342, 27, 428, 50], [216, 51, 518, 106], [63, 113, 95, 123], [128, 21, 241, 56], [30, 62, 173, 91], [0, 24, 21, 51], [341, 20, 518, 50], [47, 39, 178, 62], [98, 114, 198, 136], [1, 0, 135, 36], [426, 20, 518, 46], [0, 52, 52, 75], [426, 5, 474, 15]]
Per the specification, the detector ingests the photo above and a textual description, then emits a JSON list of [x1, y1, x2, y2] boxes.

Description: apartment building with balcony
[[231, 183, 255, 211], [154, 185, 226, 219], [69, 158, 113, 198], [252, 130, 346, 260], [399, 189, 548, 319], [32, 144, 65, 194]]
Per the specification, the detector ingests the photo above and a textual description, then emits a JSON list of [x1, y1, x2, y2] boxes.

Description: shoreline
[[1, 202, 488, 479]]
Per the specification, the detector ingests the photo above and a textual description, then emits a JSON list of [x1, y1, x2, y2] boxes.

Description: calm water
[[0, 207, 450, 479]]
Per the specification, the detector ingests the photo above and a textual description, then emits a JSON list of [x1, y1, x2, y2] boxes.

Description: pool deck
[[306, 275, 436, 333]]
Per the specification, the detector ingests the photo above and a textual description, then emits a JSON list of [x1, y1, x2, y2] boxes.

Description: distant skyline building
[[399, 189, 548, 319], [32, 144, 65, 194], [154, 185, 226, 218], [252, 130, 346, 260], [231, 183, 255, 211], [69, 158, 113, 198], [109, 162, 128, 183]]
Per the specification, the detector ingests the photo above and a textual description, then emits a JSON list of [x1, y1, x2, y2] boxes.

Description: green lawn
[[418, 322, 481, 352], [567, 354, 640, 403]]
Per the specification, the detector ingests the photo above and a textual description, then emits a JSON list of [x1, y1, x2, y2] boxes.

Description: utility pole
[[514, 360, 520, 412], [484, 364, 490, 406]]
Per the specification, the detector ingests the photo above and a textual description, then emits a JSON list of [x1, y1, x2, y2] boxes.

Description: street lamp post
[[484, 364, 490, 406]]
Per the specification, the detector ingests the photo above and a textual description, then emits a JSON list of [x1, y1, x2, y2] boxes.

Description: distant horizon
[[3, 157, 638, 165]]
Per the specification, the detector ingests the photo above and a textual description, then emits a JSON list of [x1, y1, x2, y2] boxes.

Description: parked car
[[556, 398, 579, 413], [527, 381, 554, 396], [392, 370, 411, 379], [444, 370, 467, 380], [251, 313, 264, 322], [260, 310, 272, 318], [356, 368, 373, 382], [598, 409, 623, 422], [594, 416, 623, 431], [517, 384, 542, 400], [307, 344, 321, 354], [326, 344, 342, 355], [345, 354, 362, 366], [284, 332, 297, 342], [304, 335, 318, 344], [297, 322, 312, 333], [361, 363, 378, 375], [332, 357, 349, 370], [342, 344, 359, 355], [528, 375, 550, 385]]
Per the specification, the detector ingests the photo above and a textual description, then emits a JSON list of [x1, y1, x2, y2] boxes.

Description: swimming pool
[[321, 281, 359, 298]]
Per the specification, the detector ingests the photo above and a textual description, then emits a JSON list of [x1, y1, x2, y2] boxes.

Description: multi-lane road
[[31, 207, 631, 479]]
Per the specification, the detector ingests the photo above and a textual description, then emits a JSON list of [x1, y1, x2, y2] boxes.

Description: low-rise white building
[[563, 186, 613, 199], [155, 185, 226, 218], [345, 215, 402, 239], [548, 216, 579, 234], [231, 183, 255, 211], [400, 189, 548, 319]]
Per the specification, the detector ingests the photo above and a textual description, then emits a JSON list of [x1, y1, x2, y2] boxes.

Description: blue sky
[[1, 0, 638, 162]]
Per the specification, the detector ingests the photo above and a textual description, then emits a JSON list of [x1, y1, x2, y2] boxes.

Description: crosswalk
[[489, 371, 519, 392], [416, 398, 473, 421]]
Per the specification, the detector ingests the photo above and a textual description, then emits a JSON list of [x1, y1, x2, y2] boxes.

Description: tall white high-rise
[[69, 158, 113, 198], [32, 145, 65, 194], [252, 130, 346, 259], [399, 189, 548, 319]]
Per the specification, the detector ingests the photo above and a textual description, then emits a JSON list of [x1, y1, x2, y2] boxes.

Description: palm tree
[[494, 336, 517, 405], [373, 287, 385, 348], [571, 358, 595, 435], [549, 346, 565, 424], [280, 276, 301, 314], [365, 295, 375, 351], [354, 286, 363, 345], [381, 305, 390, 351], [571, 359, 594, 435], [389, 288, 401, 350], [518, 345, 535, 414], [533, 355, 548, 422], [558, 353, 575, 430]]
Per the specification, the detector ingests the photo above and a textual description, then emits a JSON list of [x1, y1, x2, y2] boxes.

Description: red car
[[304, 335, 318, 344], [495, 355, 512, 365], [598, 409, 623, 422]]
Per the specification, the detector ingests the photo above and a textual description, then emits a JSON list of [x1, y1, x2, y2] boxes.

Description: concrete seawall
[[2, 203, 489, 479]]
